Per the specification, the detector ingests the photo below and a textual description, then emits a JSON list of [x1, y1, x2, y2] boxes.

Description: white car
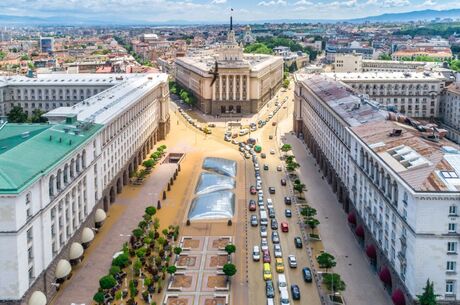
[[266, 198, 273, 209], [231, 139, 239, 145], [253, 245, 261, 261], [261, 238, 269, 251], [270, 149, 275, 155], [288, 255, 297, 268], [274, 244, 282, 258], [258, 190, 263, 196]]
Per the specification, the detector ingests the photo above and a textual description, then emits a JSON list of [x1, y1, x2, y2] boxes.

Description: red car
[[250, 186, 257, 195], [281, 222, 289, 233], [249, 200, 257, 211], [263, 249, 271, 263]]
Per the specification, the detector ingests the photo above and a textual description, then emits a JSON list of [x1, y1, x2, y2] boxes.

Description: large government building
[[294, 74, 460, 305], [0, 73, 170, 304], [175, 19, 283, 115]]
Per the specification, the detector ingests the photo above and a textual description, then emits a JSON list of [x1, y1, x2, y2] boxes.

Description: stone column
[[232, 75, 236, 101], [246, 75, 250, 101], [240, 76, 243, 101], [219, 76, 222, 100], [226, 75, 229, 101]]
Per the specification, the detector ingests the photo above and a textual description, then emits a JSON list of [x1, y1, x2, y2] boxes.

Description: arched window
[[70, 159, 75, 178], [56, 169, 62, 191], [49, 175, 55, 197], [82, 150, 86, 168], [76, 154, 81, 173], [63, 164, 69, 184]]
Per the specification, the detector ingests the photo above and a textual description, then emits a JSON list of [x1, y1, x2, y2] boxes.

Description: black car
[[281, 179, 287, 186], [271, 218, 278, 230], [264, 164, 269, 170], [285, 209, 292, 218], [302, 267, 313, 283], [294, 236, 303, 248], [269, 187, 276, 194], [284, 196, 292, 205], [291, 284, 301, 300], [268, 207, 276, 218], [261, 153, 267, 159], [266, 280, 275, 298]]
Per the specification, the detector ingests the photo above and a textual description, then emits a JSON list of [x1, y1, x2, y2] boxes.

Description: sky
[[1, 0, 460, 23]]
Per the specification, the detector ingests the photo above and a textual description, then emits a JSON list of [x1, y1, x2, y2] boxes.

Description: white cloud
[[211, 0, 227, 4], [258, 0, 287, 7], [382, 0, 410, 7], [422, 0, 436, 5], [293, 0, 313, 5]]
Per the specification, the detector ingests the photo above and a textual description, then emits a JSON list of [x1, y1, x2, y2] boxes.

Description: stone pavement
[[50, 164, 177, 305], [282, 133, 393, 305]]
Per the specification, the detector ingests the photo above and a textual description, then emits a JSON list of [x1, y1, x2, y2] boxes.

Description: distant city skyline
[[1, 0, 460, 23]]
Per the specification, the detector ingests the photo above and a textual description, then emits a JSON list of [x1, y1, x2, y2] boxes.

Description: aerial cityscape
[[0, 1, 460, 305]]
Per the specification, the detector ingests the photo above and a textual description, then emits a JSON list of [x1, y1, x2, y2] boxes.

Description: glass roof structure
[[195, 172, 235, 195], [188, 191, 235, 221], [202, 157, 237, 177]]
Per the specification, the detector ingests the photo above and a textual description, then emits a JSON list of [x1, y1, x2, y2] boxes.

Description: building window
[[449, 205, 458, 216], [446, 280, 456, 294], [448, 242, 458, 254], [448, 223, 457, 233], [28, 266, 34, 284], [27, 228, 33, 243], [447, 261, 457, 272], [26, 192, 32, 218]]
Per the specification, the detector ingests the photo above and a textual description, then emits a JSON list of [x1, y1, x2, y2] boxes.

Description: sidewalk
[[282, 133, 392, 305]]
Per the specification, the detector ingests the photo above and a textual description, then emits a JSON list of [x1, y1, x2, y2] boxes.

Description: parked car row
[[177, 107, 212, 134]]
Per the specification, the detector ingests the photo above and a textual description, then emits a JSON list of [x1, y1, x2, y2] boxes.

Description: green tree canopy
[[93, 291, 105, 304], [225, 244, 236, 255], [99, 275, 117, 289], [30, 109, 48, 123], [316, 252, 336, 272], [112, 253, 130, 268], [417, 279, 438, 305], [222, 263, 237, 277], [280, 144, 292, 152], [244, 43, 272, 54], [322, 273, 346, 293], [166, 265, 177, 275], [145, 206, 157, 216], [7, 106, 28, 123]]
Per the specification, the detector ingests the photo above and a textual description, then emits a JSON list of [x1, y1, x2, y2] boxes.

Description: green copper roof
[[0, 122, 102, 194]]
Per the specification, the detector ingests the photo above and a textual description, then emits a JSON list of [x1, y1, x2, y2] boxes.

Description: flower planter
[[328, 294, 344, 304]]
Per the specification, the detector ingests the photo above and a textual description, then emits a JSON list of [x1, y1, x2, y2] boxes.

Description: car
[[250, 186, 256, 195], [245, 145, 251, 151], [261, 238, 269, 251], [278, 274, 288, 292], [274, 244, 282, 258], [268, 207, 276, 219], [224, 136, 231, 142], [291, 284, 301, 300], [260, 225, 268, 238], [258, 194, 264, 202], [239, 142, 245, 147], [244, 153, 251, 159], [275, 258, 285, 273], [264, 164, 269, 170], [263, 249, 271, 263], [263, 263, 272, 281], [207, 123, 216, 128], [266, 280, 275, 298], [280, 289, 290, 305], [269, 187, 276, 194], [285, 209, 292, 218], [261, 153, 267, 159], [258, 198, 264, 206], [239, 146, 245, 152], [302, 267, 313, 282], [281, 179, 287, 186], [272, 122, 277, 126], [232, 133, 238, 138], [256, 183, 261, 191], [253, 246, 261, 261], [294, 236, 303, 248], [270, 148, 276, 154], [281, 222, 289, 232], [271, 231, 280, 244], [231, 139, 239, 145], [250, 215, 258, 227], [266, 198, 273, 209], [249, 200, 256, 211], [271, 218, 278, 230], [239, 129, 249, 136], [258, 189, 263, 196], [288, 255, 297, 268], [269, 135, 273, 140], [277, 165, 282, 171], [284, 196, 292, 205]]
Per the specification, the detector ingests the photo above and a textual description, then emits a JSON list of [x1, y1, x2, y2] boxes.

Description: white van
[[280, 288, 290, 305], [239, 129, 249, 136], [267, 298, 275, 305], [259, 210, 268, 226]]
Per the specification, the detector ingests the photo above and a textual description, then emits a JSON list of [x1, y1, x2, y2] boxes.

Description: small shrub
[[93, 291, 105, 304], [109, 266, 121, 276], [112, 253, 130, 268], [145, 206, 157, 216], [99, 275, 117, 289]]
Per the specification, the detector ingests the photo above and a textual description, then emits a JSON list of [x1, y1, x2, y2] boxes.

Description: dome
[[188, 190, 235, 221], [69, 242, 84, 260], [95, 208, 106, 223], [202, 157, 237, 177], [28, 291, 47, 305], [81, 227, 95, 244], [195, 172, 235, 195], [55, 259, 71, 279]]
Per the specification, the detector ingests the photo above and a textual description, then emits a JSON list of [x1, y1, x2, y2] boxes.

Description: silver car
[[274, 244, 283, 258]]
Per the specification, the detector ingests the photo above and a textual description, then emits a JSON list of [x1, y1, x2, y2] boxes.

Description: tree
[[0, 51, 5, 60], [99, 275, 117, 289], [316, 252, 336, 273], [244, 42, 272, 54], [143, 159, 155, 168], [20, 54, 30, 61], [222, 263, 237, 277], [7, 106, 28, 123], [93, 291, 105, 305], [417, 279, 438, 305], [109, 266, 121, 276], [322, 273, 346, 293], [288, 62, 297, 73], [280, 144, 292, 152], [112, 253, 130, 268], [166, 265, 177, 275], [301, 206, 316, 217], [282, 79, 290, 89], [286, 161, 300, 172], [225, 244, 236, 255], [378, 53, 392, 60], [293, 182, 306, 198], [30, 109, 48, 123], [173, 246, 183, 255], [305, 217, 320, 233], [132, 228, 144, 239], [145, 206, 157, 216]]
